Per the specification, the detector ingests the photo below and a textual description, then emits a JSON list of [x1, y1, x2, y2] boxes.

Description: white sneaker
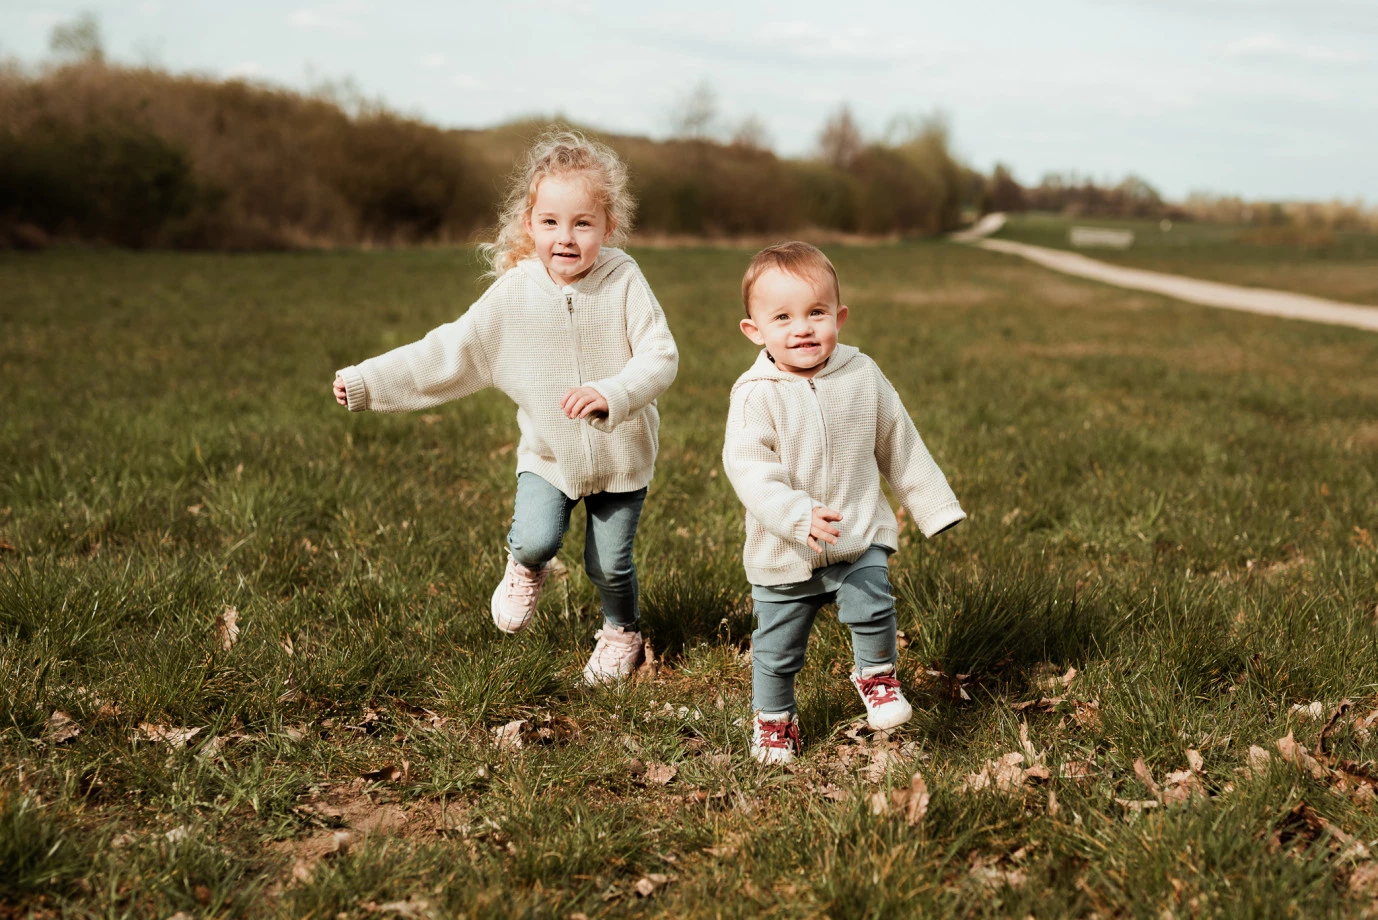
[[851, 664, 913, 730], [490, 555, 550, 634], [582, 625, 644, 685], [750, 711, 800, 765]]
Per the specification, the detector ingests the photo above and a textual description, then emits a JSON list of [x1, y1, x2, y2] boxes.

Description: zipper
[[564, 290, 596, 484], [808, 377, 830, 566]]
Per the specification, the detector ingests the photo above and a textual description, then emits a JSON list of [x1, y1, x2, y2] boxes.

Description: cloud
[[1225, 33, 1367, 64], [420, 53, 448, 71], [287, 8, 364, 36]]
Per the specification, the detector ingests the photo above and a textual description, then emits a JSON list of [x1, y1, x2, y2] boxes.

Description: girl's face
[[524, 173, 613, 286]]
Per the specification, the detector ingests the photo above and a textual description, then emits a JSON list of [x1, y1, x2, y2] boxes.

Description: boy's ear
[[739, 316, 766, 346], [836, 304, 849, 329]]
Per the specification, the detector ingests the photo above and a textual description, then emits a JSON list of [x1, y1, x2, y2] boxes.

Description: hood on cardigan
[[731, 343, 861, 393], [516, 246, 635, 294]]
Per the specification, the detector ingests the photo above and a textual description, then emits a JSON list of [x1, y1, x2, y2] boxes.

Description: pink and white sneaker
[[490, 555, 550, 634], [851, 664, 913, 730], [751, 711, 801, 765], [582, 625, 645, 685]]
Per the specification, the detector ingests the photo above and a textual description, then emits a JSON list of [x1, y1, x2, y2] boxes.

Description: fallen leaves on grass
[[1277, 731, 1329, 781], [137, 723, 203, 748], [1036, 665, 1078, 692], [1290, 701, 1325, 721], [1131, 750, 1206, 807], [916, 666, 972, 702], [215, 605, 240, 651], [636, 638, 660, 681], [492, 720, 527, 751], [361, 895, 430, 917], [869, 772, 930, 825], [1248, 745, 1272, 774], [964, 752, 1035, 794], [644, 763, 678, 785], [359, 764, 406, 784], [968, 854, 1026, 889], [45, 710, 81, 744], [634, 873, 674, 897], [1275, 802, 1370, 862]]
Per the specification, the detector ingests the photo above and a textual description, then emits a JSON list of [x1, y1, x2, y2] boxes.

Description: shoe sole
[[490, 582, 532, 635]]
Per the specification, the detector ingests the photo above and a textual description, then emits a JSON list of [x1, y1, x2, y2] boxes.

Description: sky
[[4, 0, 1376, 202]]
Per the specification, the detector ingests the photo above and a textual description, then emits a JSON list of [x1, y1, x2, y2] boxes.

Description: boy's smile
[[740, 267, 848, 379], [525, 174, 613, 286]]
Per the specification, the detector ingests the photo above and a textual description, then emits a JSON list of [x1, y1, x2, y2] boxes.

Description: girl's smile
[[525, 174, 614, 286]]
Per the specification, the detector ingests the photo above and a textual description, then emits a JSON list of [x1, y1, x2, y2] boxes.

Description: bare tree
[[730, 114, 772, 152], [669, 80, 719, 141], [50, 12, 104, 63], [818, 104, 863, 168]]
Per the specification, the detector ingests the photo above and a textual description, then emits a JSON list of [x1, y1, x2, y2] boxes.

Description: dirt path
[[955, 215, 1378, 334]]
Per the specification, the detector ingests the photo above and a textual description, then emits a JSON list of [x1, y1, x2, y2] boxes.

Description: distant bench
[[1069, 226, 1135, 250]]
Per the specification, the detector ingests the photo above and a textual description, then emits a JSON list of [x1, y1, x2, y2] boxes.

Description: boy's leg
[[752, 596, 823, 715], [835, 564, 898, 673], [581, 486, 648, 629], [506, 472, 574, 568], [836, 565, 911, 729]]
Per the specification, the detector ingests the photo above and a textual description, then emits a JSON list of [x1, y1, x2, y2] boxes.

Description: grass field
[[993, 213, 1378, 307], [3, 242, 1378, 917]]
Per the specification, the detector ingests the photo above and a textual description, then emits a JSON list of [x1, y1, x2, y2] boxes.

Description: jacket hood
[[732, 343, 861, 392], [516, 247, 634, 294]]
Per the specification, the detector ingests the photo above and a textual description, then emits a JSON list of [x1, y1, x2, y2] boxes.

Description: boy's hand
[[333, 375, 349, 406], [808, 507, 843, 552], [561, 386, 609, 420]]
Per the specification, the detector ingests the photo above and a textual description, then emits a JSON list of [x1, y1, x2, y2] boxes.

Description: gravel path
[[955, 217, 1378, 334]]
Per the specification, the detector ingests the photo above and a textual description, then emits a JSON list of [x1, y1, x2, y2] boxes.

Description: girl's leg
[[506, 472, 574, 568], [835, 565, 898, 673], [752, 597, 824, 714], [581, 487, 647, 629]]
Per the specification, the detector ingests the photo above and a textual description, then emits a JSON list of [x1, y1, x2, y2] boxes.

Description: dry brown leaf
[[1248, 745, 1271, 774], [1060, 758, 1097, 782], [1317, 699, 1354, 755], [1133, 758, 1161, 798], [1070, 700, 1102, 730], [1161, 770, 1206, 805], [1290, 701, 1324, 721], [1047, 788, 1059, 817], [361, 896, 429, 918], [1037, 666, 1077, 691], [969, 861, 1026, 889], [864, 747, 904, 784], [1186, 748, 1204, 773], [359, 765, 403, 784], [633, 873, 672, 897], [1350, 863, 1378, 895], [905, 772, 931, 826], [1115, 798, 1160, 811], [1276, 731, 1329, 780], [1011, 696, 1066, 713], [493, 719, 527, 751], [965, 752, 1027, 793], [45, 710, 81, 744], [1018, 721, 1042, 765], [138, 723, 203, 748], [215, 606, 240, 651], [644, 762, 678, 785]]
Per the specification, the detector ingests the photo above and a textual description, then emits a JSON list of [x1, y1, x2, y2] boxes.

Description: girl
[[332, 132, 678, 684]]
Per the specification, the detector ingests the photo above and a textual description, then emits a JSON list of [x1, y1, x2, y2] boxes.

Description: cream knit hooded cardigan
[[723, 344, 965, 586], [337, 248, 678, 500]]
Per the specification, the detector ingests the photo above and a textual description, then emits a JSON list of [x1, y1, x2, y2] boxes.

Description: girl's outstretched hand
[[807, 507, 843, 552], [561, 386, 609, 420], [333, 375, 348, 406]]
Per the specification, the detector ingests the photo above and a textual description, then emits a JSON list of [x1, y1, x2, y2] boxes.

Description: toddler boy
[[722, 242, 966, 764]]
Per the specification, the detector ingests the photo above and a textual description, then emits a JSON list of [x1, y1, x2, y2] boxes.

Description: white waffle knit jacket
[[722, 344, 965, 586], [336, 248, 678, 500]]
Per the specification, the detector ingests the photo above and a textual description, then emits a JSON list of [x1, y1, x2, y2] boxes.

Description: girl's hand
[[561, 386, 608, 420], [333, 375, 349, 406], [807, 507, 843, 552]]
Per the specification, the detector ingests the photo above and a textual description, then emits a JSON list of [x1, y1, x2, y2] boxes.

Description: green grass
[[994, 212, 1378, 306], [2, 243, 1378, 916]]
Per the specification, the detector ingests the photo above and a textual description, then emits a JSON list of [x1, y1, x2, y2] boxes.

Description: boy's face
[[740, 267, 848, 378], [525, 174, 614, 286]]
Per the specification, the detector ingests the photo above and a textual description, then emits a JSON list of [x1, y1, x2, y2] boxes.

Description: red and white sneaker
[[750, 711, 801, 765], [490, 555, 550, 634], [851, 664, 913, 730], [582, 625, 645, 685]]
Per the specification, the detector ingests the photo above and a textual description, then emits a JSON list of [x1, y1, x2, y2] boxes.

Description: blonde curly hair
[[481, 130, 635, 276]]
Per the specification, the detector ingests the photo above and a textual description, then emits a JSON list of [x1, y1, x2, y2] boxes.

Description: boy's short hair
[[741, 241, 841, 316]]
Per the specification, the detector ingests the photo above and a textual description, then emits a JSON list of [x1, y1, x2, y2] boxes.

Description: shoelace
[[857, 673, 901, 706], [590, 629, 639, 664], [505, 566, 546, 600], [757, 718, 800, 751]]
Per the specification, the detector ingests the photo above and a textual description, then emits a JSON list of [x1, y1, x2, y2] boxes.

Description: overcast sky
[[5, 0, 1376, 202]]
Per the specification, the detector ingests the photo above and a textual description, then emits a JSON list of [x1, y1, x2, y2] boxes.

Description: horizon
[[3, 0, 1376, 205]]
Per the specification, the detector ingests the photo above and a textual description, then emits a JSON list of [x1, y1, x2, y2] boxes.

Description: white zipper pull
[[565, 292, 573, 313]]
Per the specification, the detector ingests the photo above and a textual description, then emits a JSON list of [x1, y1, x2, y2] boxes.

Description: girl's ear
[[604, 212, 618, 241]]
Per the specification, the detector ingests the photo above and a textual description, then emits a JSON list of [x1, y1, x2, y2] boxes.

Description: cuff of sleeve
[[585, 380, 629, 432], [791, 501, 816, 546], [918, 502, 966, 538], [337, 365, 369, 412]]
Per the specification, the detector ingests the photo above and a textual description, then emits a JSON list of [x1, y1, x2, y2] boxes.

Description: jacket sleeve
[[874, 370, 966, 537], [722, 382, 817, 546], [586, 269, 679, 432], [335, 295, 495, 413]]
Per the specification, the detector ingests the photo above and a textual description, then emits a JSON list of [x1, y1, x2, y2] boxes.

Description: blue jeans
[[506, 472, 646, 630], [751, 562, 897, 714]]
